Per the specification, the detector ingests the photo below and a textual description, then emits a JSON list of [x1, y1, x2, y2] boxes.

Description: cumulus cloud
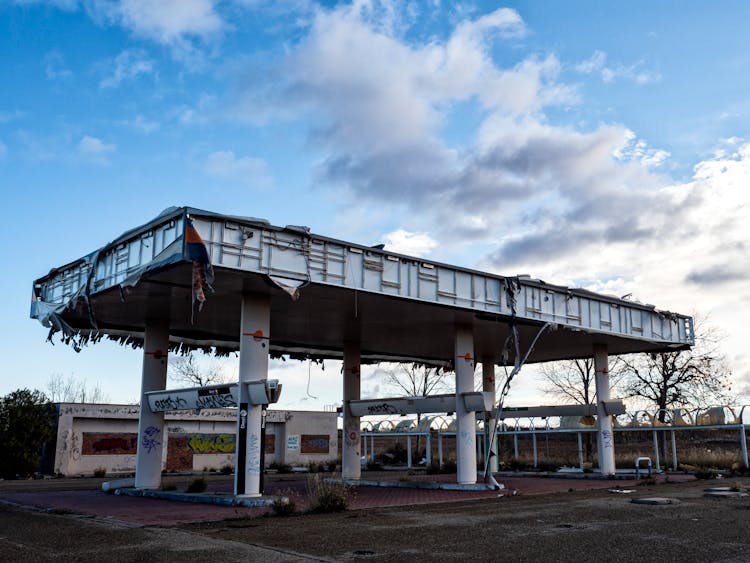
[[383, 229, 437, 257], [99, 49, 155, 88], [77, 135, 116, 163], [205, 150, 272, 188], [227, 3, 750, 391], [87, 0, 223, 63]]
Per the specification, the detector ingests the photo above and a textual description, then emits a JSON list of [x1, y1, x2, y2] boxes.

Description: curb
[[114, 488, 277, 507]]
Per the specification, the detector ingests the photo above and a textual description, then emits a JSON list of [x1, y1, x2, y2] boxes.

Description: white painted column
[[594, 343, 616, 476], [234, 294, 270, 497], [342, 341, 361, 480], [135, 320, 169, 489], [455, 325, 477, 484], [482, 361, 499, 473]]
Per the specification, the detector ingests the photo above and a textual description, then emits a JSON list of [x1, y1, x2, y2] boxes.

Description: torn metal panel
[[266, 275, 307, 301]]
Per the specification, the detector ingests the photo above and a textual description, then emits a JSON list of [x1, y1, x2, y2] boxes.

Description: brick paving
[[0, 472, 695, 526]]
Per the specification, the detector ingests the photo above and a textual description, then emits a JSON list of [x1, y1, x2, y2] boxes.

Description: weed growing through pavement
[[306, 474, 350, 513]]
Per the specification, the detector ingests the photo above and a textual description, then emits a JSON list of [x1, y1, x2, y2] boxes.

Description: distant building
[[52, 403, 338, 476]]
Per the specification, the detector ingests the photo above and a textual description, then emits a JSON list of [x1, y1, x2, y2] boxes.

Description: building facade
[[53, 403, 338, 476]]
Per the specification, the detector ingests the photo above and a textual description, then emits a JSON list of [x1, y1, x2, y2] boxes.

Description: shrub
[[306, 474, 349, 513], [186, 477, 208, 493], [0, 389, 56, 479], [161, 484, 177, 491], [694, 469, 719, 480], [93, 467, 107, 478], [269, 462, 293, 474], [441, 460, 457, 473], [220, 465, 233, 475], [271, 489, 297, 516]]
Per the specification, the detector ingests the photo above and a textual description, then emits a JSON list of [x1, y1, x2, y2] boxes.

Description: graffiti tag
[[195, 393, 236, 409], [142, 426, 161, 453], [153, 396, 188, 411], [366, 403, 398, 415], [247, 433, 261, 475], [188, 433, 236, 454]]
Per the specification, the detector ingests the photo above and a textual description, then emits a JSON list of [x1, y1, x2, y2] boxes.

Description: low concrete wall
[[53, 403, 338, 476]]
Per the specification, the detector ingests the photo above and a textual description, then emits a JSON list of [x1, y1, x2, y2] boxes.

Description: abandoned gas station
[[31, 207, 694, 496]]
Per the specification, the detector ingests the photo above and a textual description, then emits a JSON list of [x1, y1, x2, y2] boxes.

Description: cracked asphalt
[[1, 475, 748, 562]]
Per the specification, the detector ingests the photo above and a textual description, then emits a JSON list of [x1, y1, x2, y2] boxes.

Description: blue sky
[[2, 0, 749, 409]]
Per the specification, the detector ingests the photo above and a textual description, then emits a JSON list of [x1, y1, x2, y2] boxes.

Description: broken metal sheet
[[267, 275, 307, 301], [184, 217, 215, 322]]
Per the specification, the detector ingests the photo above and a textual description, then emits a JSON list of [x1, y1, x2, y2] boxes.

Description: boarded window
[[265, 434, 275, 454], [82, 433, 138, 455], [300, 434, 330, 454]]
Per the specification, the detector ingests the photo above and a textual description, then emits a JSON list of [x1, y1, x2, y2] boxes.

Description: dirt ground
[[1, 475, 749, 562]]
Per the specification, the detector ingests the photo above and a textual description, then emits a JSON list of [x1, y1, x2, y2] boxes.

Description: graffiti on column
[[344, 426, 359, 447], [601, 429, 613, 449], [247, 432, 261, 475], [142, 425, 161, 453]]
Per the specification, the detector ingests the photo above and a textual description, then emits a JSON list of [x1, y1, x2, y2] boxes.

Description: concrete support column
[[135, 320, 169, 489], [482, 361, 499, 473], [594, 343, 616, 476], [234, 294, 270, 497], [342, 341, 361, 480], [455, 325, 477, 484]]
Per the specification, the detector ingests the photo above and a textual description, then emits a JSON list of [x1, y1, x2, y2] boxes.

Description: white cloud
[[227, 3, 749, 391], [99, 49, 155, 89], [77, 135, 116, 164], [13, 0, 77, 10], [575, 50, 661, 85], [205, 150, 272, 188], [0, 110, 24, 124], [130, 114, 160, 133], [383, 229, 437, 257], [44, 50, 72, 80], [87, 0, 223, 63]]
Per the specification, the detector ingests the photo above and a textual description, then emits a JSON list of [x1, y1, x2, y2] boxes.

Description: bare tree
[[618, 317, 733, 421], [168, 354, 229, 387], [537, 358, 624, 461], [383, 363, 453, 400], [46, 374, 109, 403], [539, 358, 623, 405], [380, 363, 453, 463]]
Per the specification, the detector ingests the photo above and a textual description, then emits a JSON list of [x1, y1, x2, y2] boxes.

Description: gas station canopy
[[31, 206, 693, 365]]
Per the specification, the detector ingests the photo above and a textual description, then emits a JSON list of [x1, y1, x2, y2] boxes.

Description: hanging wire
[[483, 320, 556, 485], [306, 357, 319, 400]]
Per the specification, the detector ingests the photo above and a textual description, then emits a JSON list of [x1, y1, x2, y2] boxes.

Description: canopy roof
[[31, 206, 693, 365]]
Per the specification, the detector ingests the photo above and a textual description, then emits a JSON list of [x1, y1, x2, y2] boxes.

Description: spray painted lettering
[[153, 396, 188, 411], [187, 433, 236, 454], [300, 435, 330, 454], [247, 433, 261, 475], [142, 426, 161, 453], [366, 403, 398, 415], [601, 429, 613, 449], [195, 393, 236, 409]]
